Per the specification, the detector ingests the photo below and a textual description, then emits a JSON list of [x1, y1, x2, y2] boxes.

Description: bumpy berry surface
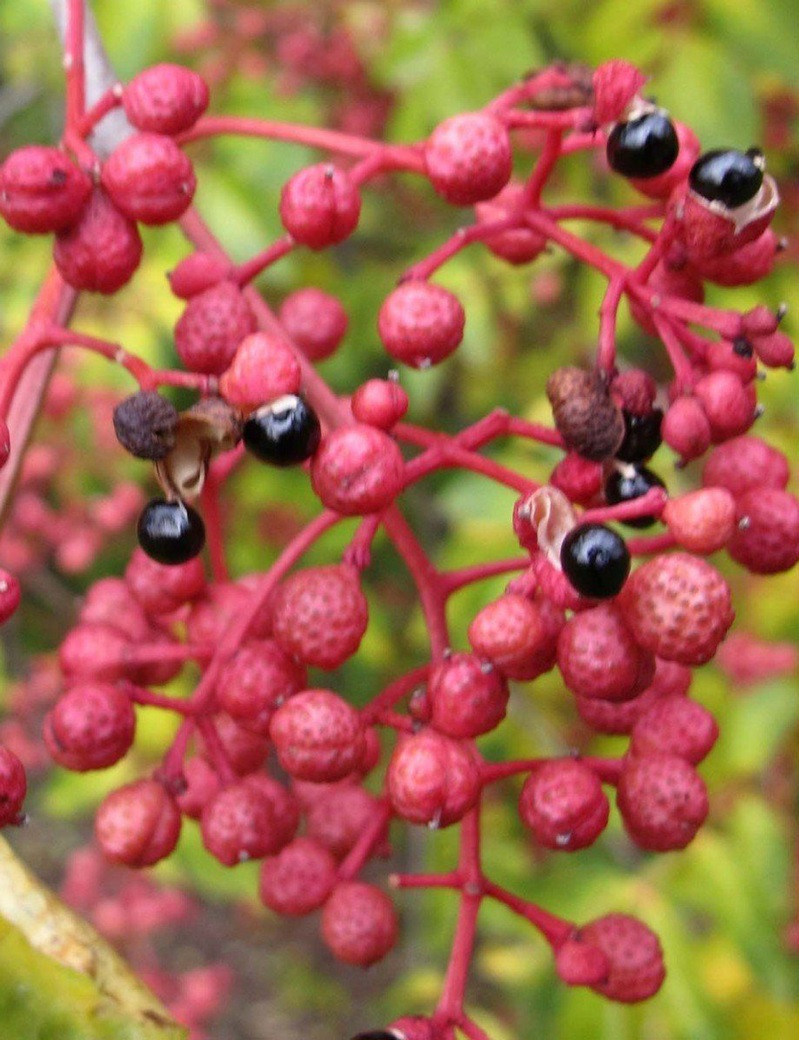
[[95, 779, 181, 867], [44, 682, 136, 771], [378, 281, 465, 368], [519, 759, 609, 851], [424, 111, 512, 205], [0, 145, 92, 233], [387, 730, 480, 828], [321, 881, 398, 967], [259, 837, 337, 916], [578, 914, 666, 1003], [278, 287, 348, 361], [269, 689, 365, 782], [174, 281, 257, 375], [101, 133, 196, 226], [122, 63, 209, 135], [279, 163, 361, 248], [617, 753, 709, 851], [53, 188, 143, 294], [311, 425, 404, 515]]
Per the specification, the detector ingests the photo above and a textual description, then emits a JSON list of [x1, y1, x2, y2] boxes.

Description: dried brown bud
[[547, 366, 624, 461], [155, 396, 242, 501], [113, 391, 179, 460]]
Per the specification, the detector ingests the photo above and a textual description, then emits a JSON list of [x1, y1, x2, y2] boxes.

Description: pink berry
[[387, 730, 480, 828], [691, 228, 779, 286], [557, 604, 655, 702], [304, 782, 383, 860], [124, 546, 206, 615], [216, 640, 306, 735], [661, 396, 712, 462], [0, 569, 21, 625], [549, 453, 604, 506], [270, 689, 365, 782], [0, 145, 91, 233], [58, 623, 131, 683], [168, 252, 235, 299], [311, 424, 404, 515], [44, 682, 135, 771], [0, 747, 26, 826], [629, 262, 704, 337], [278, 287, 348, 361], [617, 752, 708, 851], [79, 577, 153, 641], [574, 657, 690, 735], [279, 163, 361, 248], [424, 112, 512, 205], [53, 188, 142, 294], [95, 779, 181, 867], [321, 881, 398, 966], [259, 837, 337, 915], [219, 331, 302, 411], [175, 756, 221, 819], [122, 63, 209, 135], [554, 937, 609, 987], [467, 593, 562, 681], [186, 580, 271, 645], [693, 371, 757, 442], [519, 759, 609, 851], [702, 435, 789, 497], [727, 488, 799, 574], [427, 653, 509, 738], [661, 487, 736, 554], [101, 133, 196, 225], [200, 775, 298, 866], [630, 696, 719, 764], [676, 181, 778, 261], [474, 181, 547, 265], [577, 913, 665, 1003], [174, 281, 257, 375], [210, 714, 270, 775], [377, 281, 465, 369], [351, 379, 409, 430]]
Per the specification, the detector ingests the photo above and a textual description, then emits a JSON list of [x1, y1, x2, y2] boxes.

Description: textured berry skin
[[186, 581, 271, 646], [0, 747, 26, 826], [311, 425, 404, 515], [0, 569, 21, 625], [321, 881, 398, 967], [474, 182, 547, 264], [219, 331, 302, 411], [557, 604, 654, 702], [272, 564, 368, 670], [95, 779, 181, 867], [630, 696, 719, 764], [610, 371, 657, 418], [693, 372, 756, 443], [53, 189, 142, 294], [101, 133, 196, 225], [677, 182, 778, 261], [547, 367, 625, 462], [174, 281, 257, 375], [44, 682, 135, 771], [200, 776, 298, 866], [549, 453, 604, 506], [578, 914, 665, 1003], [270, 689, 365, 782], [519, 759, 609, 851], [619, 553, 734, 665], [216, 640, 306, 735], [592, 60, 646, 125], [122, 64, 209, 135], [78, 578, 152, 642], [168, 252, 235, 299], [554, 938, 609, 987], [113, 391, 179, 461], [58, 623, 132, 683], [702, 436, 789, 497], [279, 163, 361, 248], [424, 112, 512, 205], [305, 783, 382, 859], [427, 653, 509, 738], [124, 546, 206, 615], [727, 488, 799, 574], [617, 753, 708, 851], [212, 715, 270, 775], [387, 730, 480, 828], [661, 488, 736, 554], [378, 282, 465, 369], [467, 593, 561, 680], [259, 836, 337, 915], [278, 288, 348, 361], [574, 657, 691, 735], [351, 379, 409, 430], [175, 756, 221, 819], [0, 145, 91, 233]]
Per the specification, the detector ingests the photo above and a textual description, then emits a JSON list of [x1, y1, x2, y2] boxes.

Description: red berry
[[270, 689, 365, 782], [557, 604, 655, 702], [474, 182, 547, 264], [629, 261, 704, 337], [79, 577, 153, 641], [662, 396, 712, 462], [125, 546, 206, 615], [578, 913, 665, 1003], [271, 564, 368, 670], [101, 133, 196, 225], [351, 379, 409, 430], [44, 682, 135, 771], [467, 594, 562, 681], [186, 580, 271, 646], [377, 281, 465, 369], [260, 836, 337, 916], [216, 640, 306, 736], [693, 372, 757, 442], [279, 163, 361, 248], [427, 653, 509, 738], [0, 145, 91, 233], [617, 752, 708, 851], [219, 331, 302, 411], [53, 189, 142, 294], [95, 779, 181, 867], [168, 252, 235, 299], [661, 487, 736, 554], [58, 623, 132, 683], [630, 696, 719, 764], [424, 112, 512, 205], [618, 553, 734, 665], [311, 425, 404, 515], [727, 488, 799, 574], [278, 287, 348, 361], [554, 937, 609, 987], [549, 453, 604, 505], [702, 435, 789, 497], [210, 714, 270, 775], [0, 747, 26, 826], [387, 730, 480, 828], [0, 569, 21, 625], [575, 658, 691, 735], [750, 328, 795, 369], [175, 756, 221, 819], [200, 775, 298, 866], [691, 228, 779, 286], [519, 759, 609, 851], [321, 881, 398, 967], [122, 63, 209, 135], [305, 783, 383, 860], [592, 60, 646, 125], [676, 178, 778, 261], [174, 281, 257, 375]]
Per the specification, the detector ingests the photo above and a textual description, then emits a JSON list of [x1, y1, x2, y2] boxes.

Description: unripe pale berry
[[702, 435, 789, 497], [101, 133, 196, 225], [577, 914, 665, 1003], [219, 331, 302, 411], [259, 836, 337, 915], [174, 281, 257, 375], [661, 487, 736, 554], [0, 747, 26, 826], [95, 779, 181, 867], [53, 189, 142, 294], [321, 881, 398, 967], [0, 145, 92, 233], [311, 425, 404, 515], [630, 696, 719, 764], [467, 593, 561, 680], [278, 287, 348, 361], [519, 759, 609, 851], [557, 604, 654, 702], [617, 752, 708, 851], [727, 488, 799, 574], [424, 112, 512, 205], [279, 163, 361, 248], [387, 730, 480, 828], [427, 652, 509, 738], [122, 64, 209, 135], [216, 640, 306, 736], [378, 281, 465, 369], [351, 379, 409, 430], [270, 689, 365, 782], [44, 682, 135, 771]]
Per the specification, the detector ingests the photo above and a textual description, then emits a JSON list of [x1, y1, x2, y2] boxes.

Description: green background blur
[[0, 2, 797, 1039]]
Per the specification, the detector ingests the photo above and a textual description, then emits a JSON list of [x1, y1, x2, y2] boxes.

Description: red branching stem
[[502, 107, 591, 131], [402, 442, 536, 495], [199, 470, 230, 584], [343, 512, 384, 571], [627, 530, 677, 555], [482, 879, 572, 948], [64, 0, 86, 130], [525, 210, 623, 280], [157, 718, 195, 786], [597, 274, 627, 372], [581, 485, 667, 524], [547, 202, 662, 239], [389, 871, 461, 890], [337, 799, 393, 881], [195, 717, 238, 787], [486, 66, 580, 114], [234, 236, 295, 286], [523, 129, 563, 206], [628, 281, 742, 338], [481, 758, 547, 784], [76, 84, 121, 137], [439, 556, 529, 597], [401, 218, 519, 283], [503, 415, 564, 448], [632, 213, 678, 283], [372, 710, 415, 732], [362, 665, 430, 724], [457, 1015, 493, 1040], [652, 312, 697, 391], [124, 685, 198, 716], [584, 756, 624, 784]]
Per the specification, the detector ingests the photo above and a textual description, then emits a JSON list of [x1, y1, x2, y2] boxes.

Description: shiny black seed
[[616, 408, 663, 463], [113, 391, 179, 460], [560, 523, 630, 599], [604, 465, 666, 528], [243, 394, 321, 467], [606, 112, 679, 179], [688, 149, 764, 210], [137, 498, 205, 565]]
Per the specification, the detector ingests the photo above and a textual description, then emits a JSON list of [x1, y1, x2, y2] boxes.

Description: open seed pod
[[155, 396, 242, 501], [516, 486, 578, 567]]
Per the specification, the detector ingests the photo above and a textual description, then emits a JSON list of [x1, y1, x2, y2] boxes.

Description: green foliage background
[[0, 2, 797, 1039]]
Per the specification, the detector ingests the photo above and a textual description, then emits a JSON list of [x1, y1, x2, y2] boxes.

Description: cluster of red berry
[[0, 13, 796, 1038]]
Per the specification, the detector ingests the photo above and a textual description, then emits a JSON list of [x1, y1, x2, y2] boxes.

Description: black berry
[[616, 408, 663, 463], [243, 394, 321, 467], [604, 464, 666, 528], [560, 523, 630, 599], [113, 391, 178, 460], [606, 111, 679, 179], [688, 148, 764, 210], [137, 498, 205, 564]]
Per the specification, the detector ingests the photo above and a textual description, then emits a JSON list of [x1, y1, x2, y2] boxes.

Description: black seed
[[688, 149, 764, 210], [560, 523, 630, 599], [243, 394, 321, 467], [137, 499, 205, 565], [113, 391, 179, 460], [616, 408, 663, 463], [604, 465, 666, 528], [606, 112, 679, 179], [732, 337, 753, 358]]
